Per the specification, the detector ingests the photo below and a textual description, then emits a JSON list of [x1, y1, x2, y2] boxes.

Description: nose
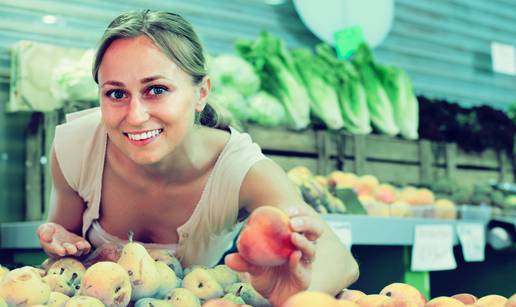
[[126, 97, 149, 126]]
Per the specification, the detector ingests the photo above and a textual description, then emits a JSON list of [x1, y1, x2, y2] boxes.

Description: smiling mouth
[[124, 129, 163, 141]]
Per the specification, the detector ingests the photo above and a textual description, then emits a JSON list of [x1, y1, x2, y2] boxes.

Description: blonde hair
[[92, 10, 227, 129]]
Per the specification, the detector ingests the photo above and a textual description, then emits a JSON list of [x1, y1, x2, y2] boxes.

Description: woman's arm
[[36, 148, 91, 258], [239, 159, 359, 295]]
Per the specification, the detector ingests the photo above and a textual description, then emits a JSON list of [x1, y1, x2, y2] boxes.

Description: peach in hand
[[237, 206, 296, 267]]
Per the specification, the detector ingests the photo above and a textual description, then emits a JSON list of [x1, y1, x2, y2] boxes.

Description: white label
[[457, 223, 485, 262], [491, 42, 516, 75], [328, 221, 352, 250], [411, 225, 456, 271]]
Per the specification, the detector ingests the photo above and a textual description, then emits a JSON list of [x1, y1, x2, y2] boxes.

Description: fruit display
[[287, 166, 459, 219], [283, 283, 515, 307], [0, 241, 267, 307]]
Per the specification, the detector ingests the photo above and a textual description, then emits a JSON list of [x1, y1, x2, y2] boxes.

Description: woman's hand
[[37, 222, 91, 258], [225, 206, 324, 306]]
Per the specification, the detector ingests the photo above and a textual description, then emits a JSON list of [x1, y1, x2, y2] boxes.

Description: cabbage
[[315, 44, 372, 134], [248, 91, 288, 127], [209, 87, 249, 122], [353, 44, 399, 136], [235, 32, 311, 130], [377, 65, 419, 140], [292, 48, 344, 130], [209, 54, 261, 97], [51, 49, 98, 107]]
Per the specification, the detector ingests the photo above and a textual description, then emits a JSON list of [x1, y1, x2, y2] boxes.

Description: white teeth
[[127, 129, 162, 141]]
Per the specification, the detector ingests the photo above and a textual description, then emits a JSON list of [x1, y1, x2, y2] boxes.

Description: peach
[[375, 184, 398, 204], [450, 294, 477, 305], [337, 289, 367, 302], [425, 296, 465, 307], [314, 176, 329, 188], [380, 283, 427, 307], [336, 300, 360, 307], [282, 291, 338, 307], [414, 189, 435, 206], [433, 199, 457, 219], [328, 171, 358, 189], [382, 298, 418, 307], [476, 294, 507, 307], [356, 294, 391, 307], [389, 202, 412, 218], [399, 187, 419, 205], [354, 175, 380, 196], [237, 206, 295, 266], [506, 293, 516, 307]]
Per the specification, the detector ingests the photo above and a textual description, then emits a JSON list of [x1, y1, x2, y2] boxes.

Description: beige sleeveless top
[[53, 107, 268, 267]]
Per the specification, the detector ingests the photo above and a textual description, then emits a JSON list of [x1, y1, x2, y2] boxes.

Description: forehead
[[98, 35, 186, 82]]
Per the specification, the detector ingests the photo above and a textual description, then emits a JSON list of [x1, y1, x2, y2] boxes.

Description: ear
[[195, 76, 211, 112]]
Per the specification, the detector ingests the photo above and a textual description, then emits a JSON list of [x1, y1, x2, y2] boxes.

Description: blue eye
[[148, 86, 167, 96], [106, 89, 126, 100]]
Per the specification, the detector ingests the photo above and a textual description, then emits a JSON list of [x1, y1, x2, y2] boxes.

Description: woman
[[37, 10, 358, 305]]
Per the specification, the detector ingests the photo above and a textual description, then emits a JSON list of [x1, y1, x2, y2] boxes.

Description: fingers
[[289, 215, 324, 242], [49, 240, 67, 257], [291, 232, 316, 264], [75, 240, 92, 256], [37, 223, 57, 243], [224, 253, 264, 276]]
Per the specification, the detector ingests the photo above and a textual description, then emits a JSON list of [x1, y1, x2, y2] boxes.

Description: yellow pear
[[225, 282, 269, 306], [117, 232, 161, 300], [155, 261, 181, 299], [165, 287, 201, 307], [135, 297, 172, 306], [0, 266, 51, 306], [207, 265, 239, 290], [79, 261, 131, 307], [43, 274, 75, 296], [0, 296, 7, 307], [47, 291, 70, 307], [148, 249, 184, 278], [182, 267, 223, 300], [0, 265, 9, 282], [64, 295, 105, 307], [47, 257, 85, 287]]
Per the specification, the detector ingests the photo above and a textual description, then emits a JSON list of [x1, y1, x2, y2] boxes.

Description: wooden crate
[[246, 125, 515, 187]]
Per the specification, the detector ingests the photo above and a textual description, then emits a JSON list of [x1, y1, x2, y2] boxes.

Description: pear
[[117, 231, 161, 300], [43, 274, 75, 296], [0, 297, 7, 307], [148, 249, 184, 279], [155, 261, 181, 299], [207, 265, 239, 290], [181, 267, 223, 300], [64, 295, 105, 307], [225, 282, 270, 307], [165, 288, 201, 307], [135, 297, 173, 307], [47, 258, 85, 285], [0, 266, 51, 306], [0, 265, 9, 282], [79, 261, 131, 307], [47, 291, 70, 307], [222, 293, 245, 305]]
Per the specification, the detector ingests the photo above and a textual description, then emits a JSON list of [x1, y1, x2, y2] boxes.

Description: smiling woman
[[36, 9, 359, 306]]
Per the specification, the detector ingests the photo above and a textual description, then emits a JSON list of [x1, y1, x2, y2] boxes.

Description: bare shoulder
[[199, 126, 231, 153], [239, 158, 303, 211]]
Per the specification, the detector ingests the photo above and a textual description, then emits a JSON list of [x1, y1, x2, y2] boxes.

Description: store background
[[0, 0, 514, 298]]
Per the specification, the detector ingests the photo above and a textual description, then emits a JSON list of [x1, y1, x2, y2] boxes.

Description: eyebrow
[[101, 75, 169, 87]]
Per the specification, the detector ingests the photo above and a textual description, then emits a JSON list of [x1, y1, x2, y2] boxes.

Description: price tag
[[328, 221, 352, 250], [456, 223, 485, 262], [491, 42, 516, 75], [411, 225, 456, 271], [334, 26, 365, 59]]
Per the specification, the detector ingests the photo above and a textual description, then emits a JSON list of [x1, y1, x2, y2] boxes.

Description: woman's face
[[97, 35, 208, 165]]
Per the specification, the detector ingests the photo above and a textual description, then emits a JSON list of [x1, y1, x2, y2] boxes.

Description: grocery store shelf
[[0, 221, 43, 249], [322, 214, 489, 246], [0, 216, 491, 249]]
